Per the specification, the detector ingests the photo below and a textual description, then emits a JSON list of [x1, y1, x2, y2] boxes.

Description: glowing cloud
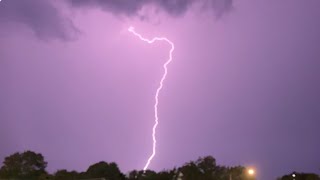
[[128, 26, 174, 170]]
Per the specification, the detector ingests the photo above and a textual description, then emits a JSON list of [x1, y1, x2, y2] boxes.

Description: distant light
[[292, 174, 296, 177], [248, 168, 255, 175]]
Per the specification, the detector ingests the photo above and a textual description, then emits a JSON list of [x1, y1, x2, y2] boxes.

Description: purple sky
[[1, 0, 320, 179]]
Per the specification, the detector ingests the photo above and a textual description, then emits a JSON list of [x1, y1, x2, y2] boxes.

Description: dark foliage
[[278, 172, 320, 180], [0, 151, 48, 179], [1, 150, 318, 180]]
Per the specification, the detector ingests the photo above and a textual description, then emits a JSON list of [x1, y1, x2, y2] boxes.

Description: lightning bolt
[[128, 26, 175, 171]]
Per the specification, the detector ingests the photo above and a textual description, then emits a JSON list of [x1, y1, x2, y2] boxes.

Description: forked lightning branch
[[128, 26, 175, 170]]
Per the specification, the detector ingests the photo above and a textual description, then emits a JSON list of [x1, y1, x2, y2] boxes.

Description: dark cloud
[[67, 0, 148, 16], [208, 0, 233, 17], [67, 0, 233, 18], [0, 0, 78, 40], [155, 0, 194, 16], [0, 0, 232, 40]]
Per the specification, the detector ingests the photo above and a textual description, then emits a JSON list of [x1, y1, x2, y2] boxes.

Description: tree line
[[0, 150, 318, 180]]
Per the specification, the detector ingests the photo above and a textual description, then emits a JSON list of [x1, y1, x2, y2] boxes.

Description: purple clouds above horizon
[[1, 1, 320, 180], [0, 0, 233, 40]]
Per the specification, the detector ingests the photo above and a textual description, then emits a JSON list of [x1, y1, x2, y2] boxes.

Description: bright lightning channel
[[128, 26, 175, 171]]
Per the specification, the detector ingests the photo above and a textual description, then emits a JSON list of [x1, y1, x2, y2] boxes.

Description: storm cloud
[[0, 0, 233, 40], [0, 0, 78, 40], [67, 0, 234, 18]]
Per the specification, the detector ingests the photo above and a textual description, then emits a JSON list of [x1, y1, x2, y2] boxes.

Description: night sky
[[1, 0, 320, 179]]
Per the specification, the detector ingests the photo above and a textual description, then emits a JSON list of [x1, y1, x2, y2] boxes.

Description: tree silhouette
[[0, 150, 47, 179], [278, 172, 320, 180], [85, 161, 125, 180], [178, 161, 202, 180], [5, 151, 310, 180], [54, 169, 80, 180]]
